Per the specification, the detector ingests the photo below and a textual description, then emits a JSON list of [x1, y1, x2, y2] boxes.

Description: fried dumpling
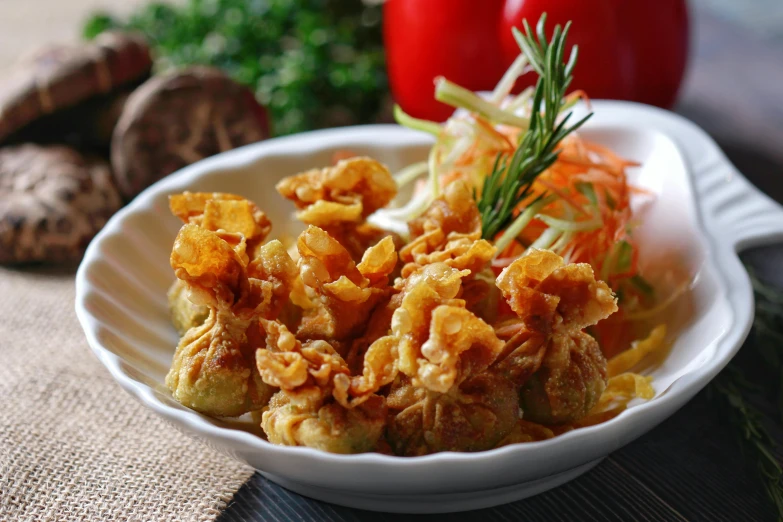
[[296, 225, 396, 341], [256, 320, 387, 454], [276, 157, 400, 261], [166, 192, 274, 335], [379, 262, 518, 455], [276, 157, 397, 224], [165, 218, 297, 417], [400, 181, 495, 278], [168, 279, 209, 336], [495, 249, 618, 424], [386, 372, 519, 456]]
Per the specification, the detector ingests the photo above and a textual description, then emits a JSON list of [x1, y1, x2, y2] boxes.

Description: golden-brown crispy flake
[[247, 240, 299, 319], [202, 199, 271, 242], [408, 180, 482, 239], [277, 157, 399, 262], [400, 181, 494, 278], [276, 157, 397, 224], [166, 216, 297, 417], [169, 192, 243, 222], [257, 320, 348, 405], [357, 236, 398, 286], [400, 235, 496, 279], [262, 392, 386, 454], [343, 293, 399, 374], [168, 279, 209, 336], [495, 249, 563, 331], [169, 192, 271, 241], [296, 226, 394, 341], [256, 319, 388, 453], [326, 222, 405, 264], [495, 249, 618, 424], [386, 372, 519, 456], [333, 335, 398, 408], [170, 224, 243, 300], [417, 306, 504, 393]]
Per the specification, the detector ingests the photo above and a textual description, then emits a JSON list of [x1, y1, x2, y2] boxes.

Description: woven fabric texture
[[0, 267, 253, 521]]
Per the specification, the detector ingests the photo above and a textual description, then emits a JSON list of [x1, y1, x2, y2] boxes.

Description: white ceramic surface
[[75, 101, 783, 513]]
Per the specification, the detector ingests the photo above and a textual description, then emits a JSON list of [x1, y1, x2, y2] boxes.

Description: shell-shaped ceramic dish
[[75, 101, 783, 513]]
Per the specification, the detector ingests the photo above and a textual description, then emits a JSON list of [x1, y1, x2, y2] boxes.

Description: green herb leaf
[[628, 274, 655, 298], [477, 14, 591, 241], [613, 240, 634, 275], [710, 366, 783, 520], [83, 0, 388, 136], [711, 264, 783, 520], [575, 181, 598, 206]]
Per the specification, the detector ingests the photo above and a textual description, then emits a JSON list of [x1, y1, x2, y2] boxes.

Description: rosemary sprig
[[710, 367, 783, 520], [476, 14, 591, 241], [709, 265, 783, 520], [747, 266, 783, 421]]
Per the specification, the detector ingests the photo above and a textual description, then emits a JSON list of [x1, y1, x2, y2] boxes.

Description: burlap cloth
[[0, 1, 253, 518], [0, 266, 254, 521]]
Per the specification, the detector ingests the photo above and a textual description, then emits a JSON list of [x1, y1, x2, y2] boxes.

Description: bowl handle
[[693, 153, 783, 252]]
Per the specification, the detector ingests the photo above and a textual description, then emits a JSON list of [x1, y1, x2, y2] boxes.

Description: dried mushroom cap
[[0, 144, 122, 264], [0, 32, 152, 143], [111, 67, 270, 200]]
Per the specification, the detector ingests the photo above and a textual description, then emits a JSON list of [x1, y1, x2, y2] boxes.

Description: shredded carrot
[[564, 89, 592, 110]]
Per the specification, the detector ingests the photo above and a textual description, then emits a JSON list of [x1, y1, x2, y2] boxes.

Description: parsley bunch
[[84, 0, 388, 136]]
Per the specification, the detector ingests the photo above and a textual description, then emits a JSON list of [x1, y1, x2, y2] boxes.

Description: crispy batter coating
[[256, 319, 387, 453], [386, 372, 519, 456], [168, 278, 209, 336], [276, 157, 399, 261], [400, 181, 495, 278], [169, 191, 271, 244], [380, 262, 516, 455], [262, 392, 386, 454], [390, 263, 468, 380], [163, 161, 630, 454], [495, 249, 618, 424], [165, 194, 298, 417], [296, 226, 396, 341], [520, 331, 607, 424], [276, 157, 397, 224], [408, 180, 482, 238], [324, 223, 405, 264]]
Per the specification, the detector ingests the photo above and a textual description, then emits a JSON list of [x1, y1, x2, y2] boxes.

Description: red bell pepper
[[384, 0, 689, 121]]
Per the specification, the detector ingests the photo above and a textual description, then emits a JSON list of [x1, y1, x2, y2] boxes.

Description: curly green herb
[[84, 0, 388, 136]]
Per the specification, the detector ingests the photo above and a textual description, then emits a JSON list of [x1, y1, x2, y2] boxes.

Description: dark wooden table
[[220, 5, 783, 521]]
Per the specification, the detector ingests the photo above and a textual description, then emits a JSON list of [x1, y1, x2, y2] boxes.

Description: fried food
[[378, 262, 518, 455], [166, 191, 274, 335], [276, 157, 399, 261], [256, 319, 387, 453], [296, 225, 396, 341], [387, 372, 519, 456], [169, 191, 272, 259], [276, 156, 396, 223], [400, 181, 495, 278], [168, 279, 209, 336], [495, 249, 618, 424], [162, 156, 656, 455], [165, 193, 297, 417]]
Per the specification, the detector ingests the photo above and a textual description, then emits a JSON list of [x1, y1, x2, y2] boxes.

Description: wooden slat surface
[[220, 4, 783, 522]]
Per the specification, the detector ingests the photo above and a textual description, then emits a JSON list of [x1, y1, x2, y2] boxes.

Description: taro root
[[111, 67, 271, 200], [0, 32, 152, 145], [0, 144, 122, 264]]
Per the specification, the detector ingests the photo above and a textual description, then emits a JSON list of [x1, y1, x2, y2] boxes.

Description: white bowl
[[75, 101, 783, 513]]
